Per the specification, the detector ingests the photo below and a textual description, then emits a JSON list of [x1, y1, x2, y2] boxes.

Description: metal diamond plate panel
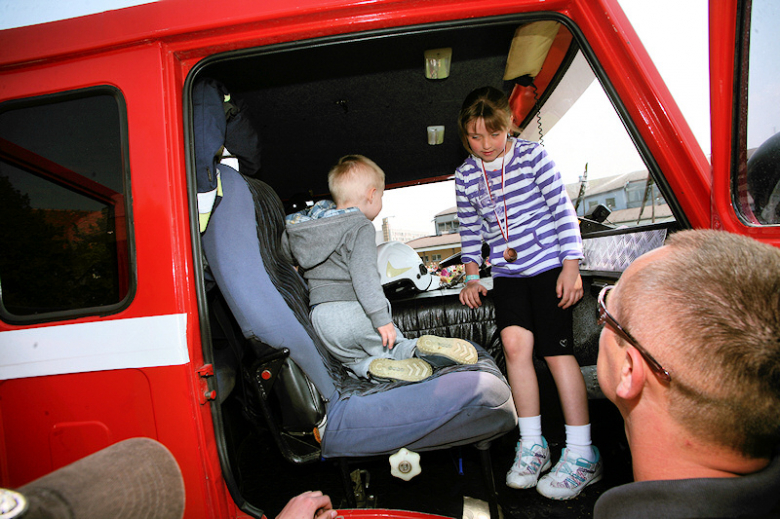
[[581, 229, 667, 273]]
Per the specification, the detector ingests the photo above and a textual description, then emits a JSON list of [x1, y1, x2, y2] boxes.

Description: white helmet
[[376, 241, 434, 298]]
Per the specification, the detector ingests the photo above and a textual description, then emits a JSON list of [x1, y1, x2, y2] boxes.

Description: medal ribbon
[[480, 153, 510, 246]]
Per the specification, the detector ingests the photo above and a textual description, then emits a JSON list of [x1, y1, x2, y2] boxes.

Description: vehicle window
[[737, 0, 780, 225], [0, 90, 131, 320]]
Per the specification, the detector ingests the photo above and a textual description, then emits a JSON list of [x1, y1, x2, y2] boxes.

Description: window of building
[[625, 181, 644, 208], [436, 220, 460, 235], [0, 89, 132, 321]]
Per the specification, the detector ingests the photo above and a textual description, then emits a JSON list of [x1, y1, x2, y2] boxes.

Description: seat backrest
[[202, 166, 338, 402]]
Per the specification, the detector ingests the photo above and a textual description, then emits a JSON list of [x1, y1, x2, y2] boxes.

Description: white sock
[[518, 415, 543, 447], [565, 424, 596, 461]]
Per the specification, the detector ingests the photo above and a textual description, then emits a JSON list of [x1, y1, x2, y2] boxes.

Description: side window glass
[[738, 0, 780, 225], [0, 90, 131, 321]]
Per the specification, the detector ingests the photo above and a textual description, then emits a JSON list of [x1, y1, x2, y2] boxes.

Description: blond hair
[[618, 230, 780, 459], [327, 155, 385, 206]]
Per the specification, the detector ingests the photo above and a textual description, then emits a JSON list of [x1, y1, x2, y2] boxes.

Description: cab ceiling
[[202, 22, 539, 203]]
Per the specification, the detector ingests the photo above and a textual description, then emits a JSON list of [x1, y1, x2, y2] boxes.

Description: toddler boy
[[282, 155, 477, 382]]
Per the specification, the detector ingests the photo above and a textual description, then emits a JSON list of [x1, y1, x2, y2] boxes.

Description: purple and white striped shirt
[[456, 138, 583, 278]]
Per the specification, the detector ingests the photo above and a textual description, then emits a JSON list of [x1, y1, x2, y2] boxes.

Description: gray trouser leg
[[311, 301, 417, 379]]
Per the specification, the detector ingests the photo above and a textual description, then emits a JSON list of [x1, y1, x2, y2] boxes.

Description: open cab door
[[710, 0, 780, 246]]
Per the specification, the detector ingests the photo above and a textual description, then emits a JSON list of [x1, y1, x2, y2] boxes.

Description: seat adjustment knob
[[389, 448, 421, 481]]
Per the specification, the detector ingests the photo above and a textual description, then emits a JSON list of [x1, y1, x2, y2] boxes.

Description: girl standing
[[455, 86, 602, 500]]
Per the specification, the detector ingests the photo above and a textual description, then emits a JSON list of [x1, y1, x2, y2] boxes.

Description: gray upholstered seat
[[201, 166, 517, 458]]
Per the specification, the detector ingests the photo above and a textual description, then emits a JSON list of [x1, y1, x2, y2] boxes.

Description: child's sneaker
[[506, 437, 552, 489], [416, 335, 478, 366], [368, 358, 432, 382], [536, 446, 603, 500]]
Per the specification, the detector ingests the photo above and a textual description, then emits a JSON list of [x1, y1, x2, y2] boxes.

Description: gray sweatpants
[[311, 301, 418, 379]]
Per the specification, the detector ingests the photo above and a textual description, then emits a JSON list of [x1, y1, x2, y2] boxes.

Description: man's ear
[[615, 346, 646, 400]]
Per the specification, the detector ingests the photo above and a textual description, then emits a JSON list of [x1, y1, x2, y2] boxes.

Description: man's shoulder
[[594, 455, 780, 519]]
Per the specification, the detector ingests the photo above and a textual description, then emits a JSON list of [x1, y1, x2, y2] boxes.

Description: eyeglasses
[[598, 285, 672, 382]]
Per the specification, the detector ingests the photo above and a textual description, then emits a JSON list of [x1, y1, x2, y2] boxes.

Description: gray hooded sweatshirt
[[282, 211, 392, 329]]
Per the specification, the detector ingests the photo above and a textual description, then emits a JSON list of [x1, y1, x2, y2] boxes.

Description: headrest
[[193, 78, 263, 231]]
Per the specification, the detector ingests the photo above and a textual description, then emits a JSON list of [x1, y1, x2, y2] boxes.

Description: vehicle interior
[[190, 13, 682, 519]]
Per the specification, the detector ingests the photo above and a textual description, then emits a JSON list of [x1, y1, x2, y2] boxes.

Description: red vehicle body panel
[[0, 0, 771, 517]]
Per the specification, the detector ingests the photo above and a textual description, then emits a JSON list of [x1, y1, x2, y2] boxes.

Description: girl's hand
[[556, 259, 583, 309], [460, 280, 488, 309]]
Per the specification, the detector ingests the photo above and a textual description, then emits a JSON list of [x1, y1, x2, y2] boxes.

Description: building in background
[[405, 207, 460, 268], [378, 217, 428, 245], [567, 169, 673, 227]]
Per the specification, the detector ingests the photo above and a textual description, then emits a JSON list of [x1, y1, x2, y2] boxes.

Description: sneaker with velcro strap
[[536, 446, 603, 500], [506, 437, 552, 489]]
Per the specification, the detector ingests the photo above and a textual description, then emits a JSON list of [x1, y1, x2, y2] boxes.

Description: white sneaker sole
[[369, 358, 432, 382], [416, 335, 478, 365]]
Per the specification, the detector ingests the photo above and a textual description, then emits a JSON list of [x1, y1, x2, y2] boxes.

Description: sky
[[0, 1, 156, 30], [376, 0, 710, 234]]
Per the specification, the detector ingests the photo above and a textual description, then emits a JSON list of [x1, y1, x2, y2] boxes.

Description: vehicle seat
[[201, 166, 517, 459]]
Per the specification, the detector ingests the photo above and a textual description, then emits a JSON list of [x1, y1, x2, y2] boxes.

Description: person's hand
[[460, 280, 488, 309], [276, 491, 337, 519], [378, 322, 397, 349], [556, 259, 583, 309]]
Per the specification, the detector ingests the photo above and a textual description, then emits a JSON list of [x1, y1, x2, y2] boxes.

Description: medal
[[480, 147, 516, 263], [503, 247, 517, 262]]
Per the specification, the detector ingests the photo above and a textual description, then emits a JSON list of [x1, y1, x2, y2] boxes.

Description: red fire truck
[[0, 0, 777, 517]]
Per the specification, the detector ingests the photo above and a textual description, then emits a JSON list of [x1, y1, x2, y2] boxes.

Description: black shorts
[[492, 268, 574, 357]]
